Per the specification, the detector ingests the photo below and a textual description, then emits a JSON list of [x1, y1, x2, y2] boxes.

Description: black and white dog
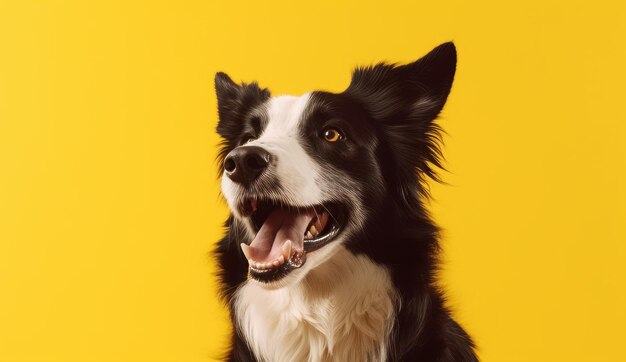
[[213, 42, 477, 361]]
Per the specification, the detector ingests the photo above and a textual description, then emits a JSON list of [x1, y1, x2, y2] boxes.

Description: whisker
[[320, 203, 339, 225]]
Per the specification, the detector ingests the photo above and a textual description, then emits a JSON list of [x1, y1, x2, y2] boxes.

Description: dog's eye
[[322, 128, 344, 142], [241, 136, 256, 145]]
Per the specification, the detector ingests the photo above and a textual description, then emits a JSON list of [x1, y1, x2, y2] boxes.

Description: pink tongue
[[247, 208, 315, 263]]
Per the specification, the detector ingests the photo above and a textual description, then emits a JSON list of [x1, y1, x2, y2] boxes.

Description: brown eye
[[241, 136, 256, 145], [323, 128, 344, 142]]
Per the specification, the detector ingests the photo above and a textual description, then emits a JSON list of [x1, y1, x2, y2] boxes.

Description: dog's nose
[[224, 146, 271, 186]]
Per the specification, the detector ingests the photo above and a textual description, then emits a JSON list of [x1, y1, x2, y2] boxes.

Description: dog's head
[[215, 42, 456, 287]]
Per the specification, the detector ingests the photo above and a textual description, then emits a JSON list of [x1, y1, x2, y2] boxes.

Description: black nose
[[223, 146, 271, 186]]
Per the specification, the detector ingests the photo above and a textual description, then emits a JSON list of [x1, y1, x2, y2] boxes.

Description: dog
[[213, 42, 477, 361]]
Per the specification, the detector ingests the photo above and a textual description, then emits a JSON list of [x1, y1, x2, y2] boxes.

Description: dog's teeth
[[310, 225, 318, 236], [281, 240, 292, 260], [249, 257, 287, 271], [305, 231, 313, 239], [240, 243, 252, 260]]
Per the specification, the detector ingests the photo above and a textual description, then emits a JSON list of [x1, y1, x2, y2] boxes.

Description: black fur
[[215, 72, 271, 174], [213, 42, 478, 361]]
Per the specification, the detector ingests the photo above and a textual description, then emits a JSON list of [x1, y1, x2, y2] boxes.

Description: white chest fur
[[234, 247, 397, 362]]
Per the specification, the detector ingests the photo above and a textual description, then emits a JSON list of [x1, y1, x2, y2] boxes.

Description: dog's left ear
[[345, 42, 456, 124], [345, 42, 457, 199]]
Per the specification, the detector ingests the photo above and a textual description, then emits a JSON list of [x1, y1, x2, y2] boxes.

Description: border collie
[[213, 42, 477, 361]]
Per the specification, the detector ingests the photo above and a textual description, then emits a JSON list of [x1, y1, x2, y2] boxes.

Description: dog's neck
[[234, 246, 397, 362]]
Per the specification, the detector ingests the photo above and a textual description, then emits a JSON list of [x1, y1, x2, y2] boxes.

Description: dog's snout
[[224, 146, 271, 186]]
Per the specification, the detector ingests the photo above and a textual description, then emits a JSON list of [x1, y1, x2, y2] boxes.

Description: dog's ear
[[214, 72, 270, 140], [345, 42, 457, 200], [345, 42, 456, 124], [215, 72, 240, 114], [214, 72, 270, 170]]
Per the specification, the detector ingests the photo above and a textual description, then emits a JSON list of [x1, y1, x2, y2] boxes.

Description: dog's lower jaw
[[234, 246, 397, 362]]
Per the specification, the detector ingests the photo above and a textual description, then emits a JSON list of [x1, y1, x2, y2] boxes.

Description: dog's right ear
[[214, 72, 270, 140], [215, 72, 240, 110]]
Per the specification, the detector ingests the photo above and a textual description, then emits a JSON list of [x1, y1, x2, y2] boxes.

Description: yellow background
[[1, 1, 625, 361]]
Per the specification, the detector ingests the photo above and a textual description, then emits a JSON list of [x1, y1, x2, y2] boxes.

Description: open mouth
[[237, 198, 343, 283]]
